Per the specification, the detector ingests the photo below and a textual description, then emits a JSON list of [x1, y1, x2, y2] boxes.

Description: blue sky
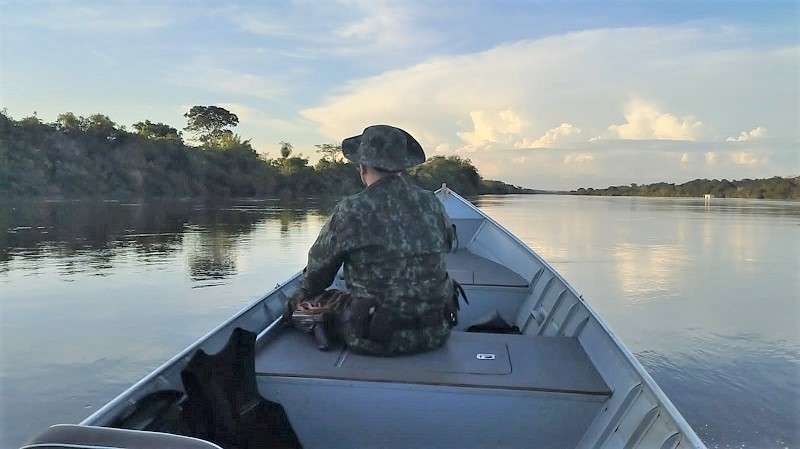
[[1, 0, 797, 190]]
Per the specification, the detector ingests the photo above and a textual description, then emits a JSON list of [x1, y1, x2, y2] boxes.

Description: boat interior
[[26, 193, 700, 449], [247, 212, 694, 449], [251, 218, 613, 449]]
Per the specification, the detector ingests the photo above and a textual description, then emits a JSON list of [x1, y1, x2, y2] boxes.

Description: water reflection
[[472, 194, 800, 447], [0, 199, 336, 282], [613, 243, 685, 303]]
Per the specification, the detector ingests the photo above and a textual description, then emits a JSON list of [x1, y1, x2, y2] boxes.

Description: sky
[[1, 0, 798, 190]]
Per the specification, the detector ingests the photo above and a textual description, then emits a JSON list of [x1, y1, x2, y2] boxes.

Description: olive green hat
[[342, 125, 426, 172]]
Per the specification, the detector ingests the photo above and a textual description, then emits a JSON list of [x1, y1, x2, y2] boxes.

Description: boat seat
[[255, 331, 610, 448], [446, 250, 528, 287], [22, 424, 222, 449], [255, 330, 609, 396]]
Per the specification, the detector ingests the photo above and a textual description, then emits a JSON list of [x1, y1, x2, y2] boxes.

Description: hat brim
[[341, 127, 425, 171], [341, 135, 364, 164]]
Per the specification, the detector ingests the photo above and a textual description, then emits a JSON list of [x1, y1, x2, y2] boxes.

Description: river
[[1, 195, 798, 448]]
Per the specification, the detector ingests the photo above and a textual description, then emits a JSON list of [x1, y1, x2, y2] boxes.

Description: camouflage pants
[[289, 289, 451, 356]]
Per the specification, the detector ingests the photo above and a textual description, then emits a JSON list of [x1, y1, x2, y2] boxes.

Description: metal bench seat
[[255, 330, 609, 396], [254, 330, 610, 449]]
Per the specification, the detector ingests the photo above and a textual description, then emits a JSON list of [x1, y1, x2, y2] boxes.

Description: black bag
[[466, 310, 521, 334], [181, 327, 303, 449]]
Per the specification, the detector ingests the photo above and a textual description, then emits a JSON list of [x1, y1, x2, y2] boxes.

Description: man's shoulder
[[332, 190, 370, 217], [340, 178, 440, 210], [404, 182, 443, 208], [404, 180, 436, 196]]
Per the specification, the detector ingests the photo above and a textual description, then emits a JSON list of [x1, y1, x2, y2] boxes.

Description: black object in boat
[[181, 327, 302, 449], [466, 310, 522, 334]]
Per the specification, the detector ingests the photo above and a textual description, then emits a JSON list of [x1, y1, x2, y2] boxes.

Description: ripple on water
[[637, 332, 800, 448]]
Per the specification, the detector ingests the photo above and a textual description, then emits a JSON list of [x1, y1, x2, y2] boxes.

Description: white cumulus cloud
[[731, 151, 760, 165], [726, 126, 767, 141], [522, 123, 583, 148], [300, 26, 798, 188], [456, 109, 534, 151], [607, 99, 704, 140], [564, 153, 594, 164]]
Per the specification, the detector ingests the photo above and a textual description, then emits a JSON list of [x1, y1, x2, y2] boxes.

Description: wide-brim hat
[[342, 125, 426, 172]]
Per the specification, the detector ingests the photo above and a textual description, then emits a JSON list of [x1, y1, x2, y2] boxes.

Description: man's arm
[[302, 210, 346, 295]]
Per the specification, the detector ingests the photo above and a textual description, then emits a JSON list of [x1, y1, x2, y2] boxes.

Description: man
[[286, 125, 456, 356]]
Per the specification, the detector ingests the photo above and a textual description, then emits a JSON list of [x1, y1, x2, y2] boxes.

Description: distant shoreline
[[3, 175, 798, 202], [560, 176, 799, 201]]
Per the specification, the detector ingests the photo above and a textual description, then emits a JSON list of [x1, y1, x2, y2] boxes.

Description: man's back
[[290, 125, 456, 356], [333, 175, 453, 314]]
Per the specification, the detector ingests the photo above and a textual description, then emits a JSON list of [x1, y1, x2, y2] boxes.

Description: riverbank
[[1, 111, 532, 199], [566, 176, 799, 200]]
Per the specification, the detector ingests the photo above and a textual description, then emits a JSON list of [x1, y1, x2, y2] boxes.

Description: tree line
[[570, 176, 799, 200], [0, 107, 529, 199]]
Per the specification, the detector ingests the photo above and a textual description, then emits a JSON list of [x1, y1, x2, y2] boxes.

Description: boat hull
[[74, 188, 705, 449]]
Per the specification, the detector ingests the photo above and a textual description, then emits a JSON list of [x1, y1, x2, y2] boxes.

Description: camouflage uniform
[[290, 125, 454, 356]]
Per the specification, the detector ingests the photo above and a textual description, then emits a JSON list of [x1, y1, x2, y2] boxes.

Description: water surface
[[1, 195, 798, 448]]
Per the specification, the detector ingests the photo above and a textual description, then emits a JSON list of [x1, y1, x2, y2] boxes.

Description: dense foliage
[[571, 176, 800, 200], [406, 155, 532, 195], [0, 109, 526, 199]]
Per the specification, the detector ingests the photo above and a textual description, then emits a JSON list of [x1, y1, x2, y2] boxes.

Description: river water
[[1, 195, 798, 448]]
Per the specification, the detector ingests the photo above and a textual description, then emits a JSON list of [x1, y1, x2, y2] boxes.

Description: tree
[[55, 112, 85, 133], [407, 156, 483, 195], [133, 120, 182, 141], [183, 106, 239, 147], [315, 143, 343, 163], [279, 141, 293, 158]]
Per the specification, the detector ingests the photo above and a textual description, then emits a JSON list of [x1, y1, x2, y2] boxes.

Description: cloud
[[22, 1, 172, 32], [173, 63, 288, 101], [300, 25, 798, 189], [607, 99, 704, 140], [452, 113, 584, 151], [434, 143, 451, 154], [236, 15, 290, 36], [455, 110, 535, 151], [730, 151, 760, 165], [564, 153, 594, 164], [524, 123, 583, 148], [229, 0, 438, 57], [333, 1, 427, 49], [303, 26, 796, 151], [726, 126, 767, 141]]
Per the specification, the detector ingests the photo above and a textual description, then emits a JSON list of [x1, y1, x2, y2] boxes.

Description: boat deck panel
[[255, 330, 609, 396], [446, 250, 528, 287]]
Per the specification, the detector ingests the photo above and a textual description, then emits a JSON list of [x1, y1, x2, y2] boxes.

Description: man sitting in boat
[[285, 124, 457, 356]]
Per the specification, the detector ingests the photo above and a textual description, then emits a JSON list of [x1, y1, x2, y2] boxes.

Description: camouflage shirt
[[302, 175, 454, 317]]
